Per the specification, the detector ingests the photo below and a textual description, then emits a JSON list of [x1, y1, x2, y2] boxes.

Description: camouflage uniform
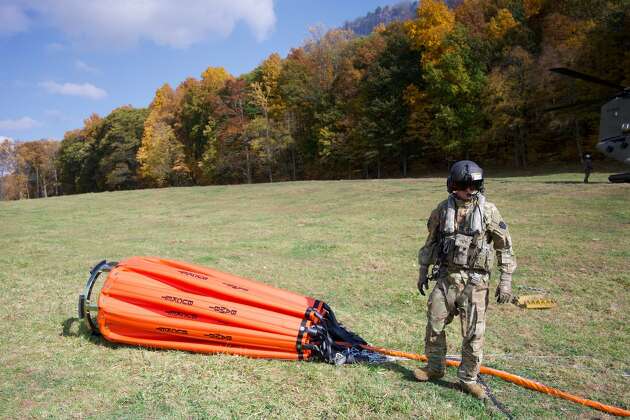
[[418, 194, 516, 384]]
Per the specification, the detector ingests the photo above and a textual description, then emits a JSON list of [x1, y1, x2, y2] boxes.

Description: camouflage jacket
[[418, 196, 516, 275]]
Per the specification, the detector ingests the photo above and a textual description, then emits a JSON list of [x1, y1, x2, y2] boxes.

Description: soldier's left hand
[[496, 273, 512, 304]]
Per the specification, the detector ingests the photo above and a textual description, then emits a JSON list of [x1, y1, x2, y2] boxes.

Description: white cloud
[[0, 117, 39, 131], [75, 59, 99, 74], [46, 42, 66, 53], [0, 0, 276, 48], [0, 136, 15, 143], [40, 81, 107, 100]]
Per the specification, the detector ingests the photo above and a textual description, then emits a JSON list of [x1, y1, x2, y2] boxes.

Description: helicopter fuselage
[[597, 95, 630, 165]]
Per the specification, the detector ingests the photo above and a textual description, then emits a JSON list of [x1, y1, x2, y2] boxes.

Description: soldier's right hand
[[418, 266, 429, 296]]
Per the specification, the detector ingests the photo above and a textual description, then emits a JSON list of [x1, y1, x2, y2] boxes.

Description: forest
[[1, 0, 628, 199]]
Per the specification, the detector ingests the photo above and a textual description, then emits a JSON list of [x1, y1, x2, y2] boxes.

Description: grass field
[[1, 171, 628, 419]]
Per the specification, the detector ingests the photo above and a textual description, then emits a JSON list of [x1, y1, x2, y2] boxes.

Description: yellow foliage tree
[[258, 53, 285, 118], [138, 84, 189, 186], [260, 53, 282, 93], [137, 121, 187, 187], [405, 0, 455, 64], [487, 9, 519, 40], [200, 66, 230, 93]]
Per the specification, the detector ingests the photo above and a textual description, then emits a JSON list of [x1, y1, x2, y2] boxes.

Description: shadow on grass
[[375, 362, 508, 417], [376, 362, 460, 390], [60, 317, 120, 349]]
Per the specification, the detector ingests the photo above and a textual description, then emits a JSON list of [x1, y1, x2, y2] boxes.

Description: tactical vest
[[440, 203, 494, 272]]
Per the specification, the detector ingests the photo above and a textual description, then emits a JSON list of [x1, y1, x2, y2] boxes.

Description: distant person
[[415, 160, 517, 400], [583, 153, 593, 183]]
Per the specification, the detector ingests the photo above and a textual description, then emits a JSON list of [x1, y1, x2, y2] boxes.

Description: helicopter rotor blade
[[549, 67, 626, 90], [543, 98, 604, 113]]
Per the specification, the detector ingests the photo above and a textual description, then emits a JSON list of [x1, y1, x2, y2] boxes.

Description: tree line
[[1, 0, 627, 200]]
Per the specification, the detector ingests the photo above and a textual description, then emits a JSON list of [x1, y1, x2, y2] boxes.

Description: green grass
[[0, 171, 628, 419]]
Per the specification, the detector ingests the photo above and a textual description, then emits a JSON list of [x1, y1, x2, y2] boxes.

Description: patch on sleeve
[[499, 221, 507, 229]]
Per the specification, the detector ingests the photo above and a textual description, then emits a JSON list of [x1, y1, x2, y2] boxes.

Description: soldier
[[583, 153, 593, 183], [414, 160, 516, 400]]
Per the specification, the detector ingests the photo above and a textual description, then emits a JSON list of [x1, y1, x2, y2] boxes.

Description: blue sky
[[0, 0, 402, 142]]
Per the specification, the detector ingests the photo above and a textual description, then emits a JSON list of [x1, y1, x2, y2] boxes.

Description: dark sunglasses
[[452, 180, 483, 191]]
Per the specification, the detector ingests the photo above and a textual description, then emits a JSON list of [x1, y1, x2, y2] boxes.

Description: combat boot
[[459, 381, 488, 400], [413, 367, 444, 382]]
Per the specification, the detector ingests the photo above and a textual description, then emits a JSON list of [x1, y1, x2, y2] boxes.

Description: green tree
[[356, 22, 423, 176], [246, 116, 291, 182], [96, 106, 149, 190], [57, 114, 103, 194], [278, 48, 317, 174], [198, 117, 220, 182], [421, 25, 487, 161]]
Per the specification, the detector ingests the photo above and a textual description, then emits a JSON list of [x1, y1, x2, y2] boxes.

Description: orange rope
[[364, 345, 630, 417]]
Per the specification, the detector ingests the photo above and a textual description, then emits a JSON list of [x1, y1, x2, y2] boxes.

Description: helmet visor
[[452, 179, 483, 192]]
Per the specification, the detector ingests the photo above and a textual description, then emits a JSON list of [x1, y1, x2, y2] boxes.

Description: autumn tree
[[215, 78, 254, 183], [138, 121, 188, 187], [138, 84, 189, 187], [13, 140, 60, 199], [406, 0, 455, 65], [408, 1, 486, 161], [174, 67, 231, 183], [297, 28, 355, 173], [0, 139, 17, 200], [246, 116, 291, 182], [484, 47, 542, 167], [249, 53, 297, 182]]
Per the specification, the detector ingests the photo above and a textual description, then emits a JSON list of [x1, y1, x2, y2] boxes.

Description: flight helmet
[[447, 160, 484, 193]]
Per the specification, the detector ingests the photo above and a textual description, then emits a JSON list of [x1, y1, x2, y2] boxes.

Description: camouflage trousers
[[424, 269, 489, 384]]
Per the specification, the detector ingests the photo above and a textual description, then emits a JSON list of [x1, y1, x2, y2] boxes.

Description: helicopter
[[549, 67, 630, 183]]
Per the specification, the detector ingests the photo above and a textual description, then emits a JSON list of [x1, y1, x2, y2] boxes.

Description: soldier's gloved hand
[[418, 265, 429, 296], [495, 272, 512, 304]]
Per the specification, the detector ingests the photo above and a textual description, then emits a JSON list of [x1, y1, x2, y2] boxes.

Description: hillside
[[342, 1, 418, 35], [342, 1, 464, 35], [0, 173, 628, 418]]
